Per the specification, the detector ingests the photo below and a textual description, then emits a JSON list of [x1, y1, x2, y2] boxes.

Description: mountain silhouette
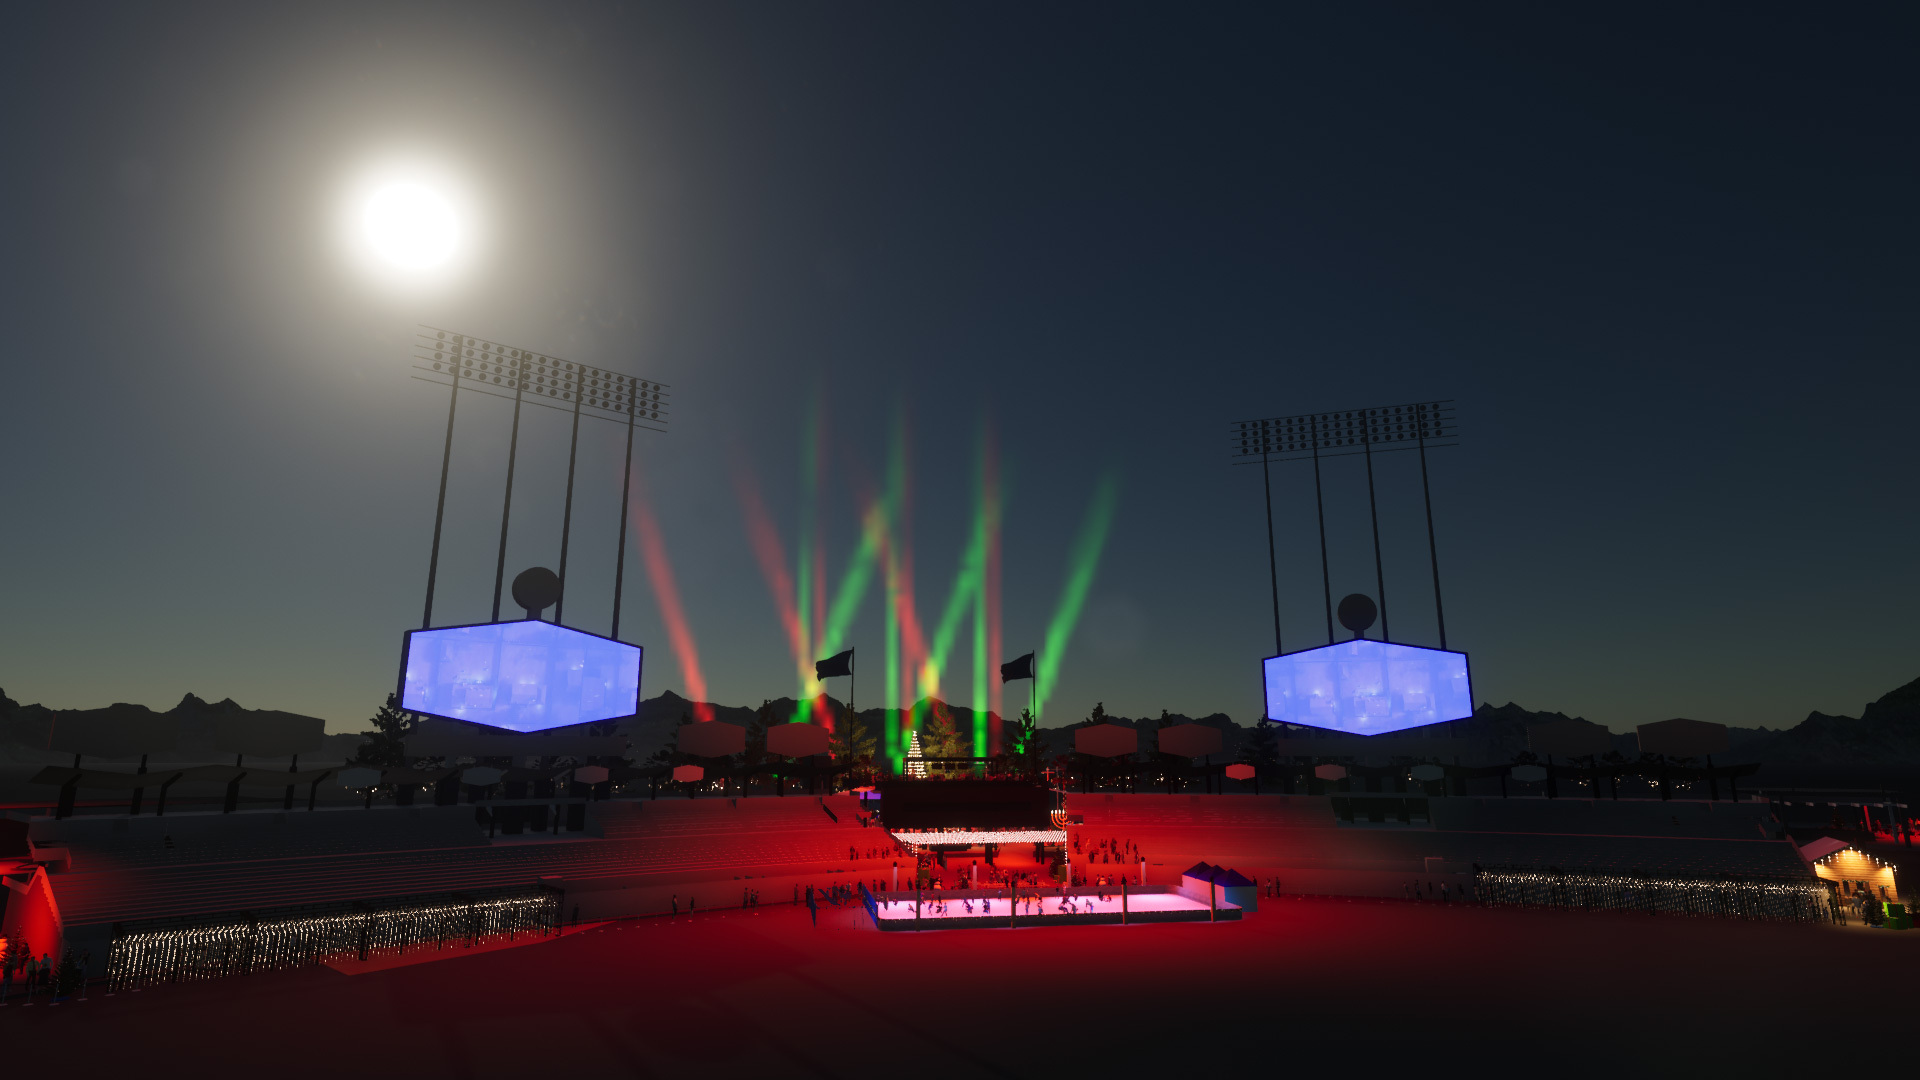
[[10, 674, 1920, 768]]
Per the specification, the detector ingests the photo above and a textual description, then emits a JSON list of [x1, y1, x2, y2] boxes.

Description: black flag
[[999, 652, 1035, 683], [815, 649, 854, 679]]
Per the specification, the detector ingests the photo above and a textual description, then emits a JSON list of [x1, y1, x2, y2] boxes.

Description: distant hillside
[[12, 673, 1920, 768], [0, 689, 340, 760], [1724, 676, 1920, 765], [1444, 679, 1920, 767]]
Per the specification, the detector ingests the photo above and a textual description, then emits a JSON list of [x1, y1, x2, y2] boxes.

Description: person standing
[[806, 884, 818, 927], [672, 894, 679, 917]]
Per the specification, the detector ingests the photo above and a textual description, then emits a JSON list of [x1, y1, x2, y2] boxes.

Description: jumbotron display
[[401, 621, 642, 733], [1262, 639, 1471, 736]]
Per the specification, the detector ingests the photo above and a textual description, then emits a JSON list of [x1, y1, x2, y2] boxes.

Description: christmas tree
[[905, 729, 927, 778]]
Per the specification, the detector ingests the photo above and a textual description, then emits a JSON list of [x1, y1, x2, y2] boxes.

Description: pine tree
[[1241, 717, 1279, 766], [650, 711, 696, 765], [352, 694, 416, 768], [921, 702, 961, 759], [747, 701, 773, 766], [54, 946, 82, 998], [1, 935, 26, 987], [1010, 708, 1048, 773], [835, 708, 878, 764]]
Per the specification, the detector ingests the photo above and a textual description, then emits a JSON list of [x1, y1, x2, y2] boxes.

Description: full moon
[[339, 162, 477, 290]]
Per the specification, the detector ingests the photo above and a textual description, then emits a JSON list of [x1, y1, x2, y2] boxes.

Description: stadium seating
[[43, 795, 880, 927], [36, 791, 1812, 929], [1427, 797, 1777, 840], [1059, 793, 1810, 894]]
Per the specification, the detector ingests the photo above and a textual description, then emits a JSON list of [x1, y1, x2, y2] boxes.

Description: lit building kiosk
[[1801, 836, 1900, 906]]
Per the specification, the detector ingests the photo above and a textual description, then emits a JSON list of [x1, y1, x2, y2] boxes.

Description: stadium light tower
[[411, 327, 672, 637], [1228, 401, 1457, 650]]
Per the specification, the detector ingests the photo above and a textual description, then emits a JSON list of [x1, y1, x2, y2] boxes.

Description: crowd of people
[[1074, 833, 1142, 865], [1070, 833, 1143, 888], [0, 943, 83, 1005], [1829, 879, 1899, 925]]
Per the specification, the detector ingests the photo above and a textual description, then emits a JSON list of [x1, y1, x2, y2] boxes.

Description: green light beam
[[884, 411, 905, 771], [971, 425, 990, 759], [794, 394, 818, 708], [1035, 473, 1121, 721], [919, 514, 986, 700]]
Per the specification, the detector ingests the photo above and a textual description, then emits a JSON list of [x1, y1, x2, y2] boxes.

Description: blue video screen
[[401, 621, 642, 733], [1262, 639, 1471, 736]]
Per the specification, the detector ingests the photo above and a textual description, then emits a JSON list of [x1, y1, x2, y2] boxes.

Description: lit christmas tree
[[906, 729, 927, 778]]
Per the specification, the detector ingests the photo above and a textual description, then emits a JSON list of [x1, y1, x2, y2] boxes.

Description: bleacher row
[[1071, 793, 1335, 829], [43, 796, 879, 927], [28, 808, 491, 871], [1427, 797, 1777, 840], [38, 792, 1813, 930], [1069, 793, 1779, 840], [1065, 794, 1810, 883]]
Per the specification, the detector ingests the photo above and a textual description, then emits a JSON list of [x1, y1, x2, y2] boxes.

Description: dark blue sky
[[3, 3, 1914, 734]]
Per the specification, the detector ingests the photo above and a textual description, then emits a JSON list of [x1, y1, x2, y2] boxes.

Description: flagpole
[[1030, 648, 1039, 781]]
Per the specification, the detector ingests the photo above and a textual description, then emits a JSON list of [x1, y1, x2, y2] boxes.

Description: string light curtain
[[105, 884, 561, 991], [1473, 867, 1829, 922]]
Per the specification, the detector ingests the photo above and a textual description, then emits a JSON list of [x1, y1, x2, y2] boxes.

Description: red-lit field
[[8, 897, 1914, 1075]]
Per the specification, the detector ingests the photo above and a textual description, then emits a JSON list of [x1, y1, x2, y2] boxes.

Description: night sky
[[4, 4, 1915, 736]]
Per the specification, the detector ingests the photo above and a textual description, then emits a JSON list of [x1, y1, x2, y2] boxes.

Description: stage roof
[[878, 780, 1052, 831]]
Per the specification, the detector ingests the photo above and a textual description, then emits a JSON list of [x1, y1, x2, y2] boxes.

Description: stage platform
[[864, 886, 1241, 930]]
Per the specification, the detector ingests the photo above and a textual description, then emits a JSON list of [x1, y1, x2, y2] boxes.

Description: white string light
[[105, 888, 560, 991], [887, 828, 1068, 845], [1475, 867, 1828, 922]]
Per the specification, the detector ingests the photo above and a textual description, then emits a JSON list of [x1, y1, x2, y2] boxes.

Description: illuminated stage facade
[[877, 779, 1061, 850], [863, 886, 1241, 930]]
